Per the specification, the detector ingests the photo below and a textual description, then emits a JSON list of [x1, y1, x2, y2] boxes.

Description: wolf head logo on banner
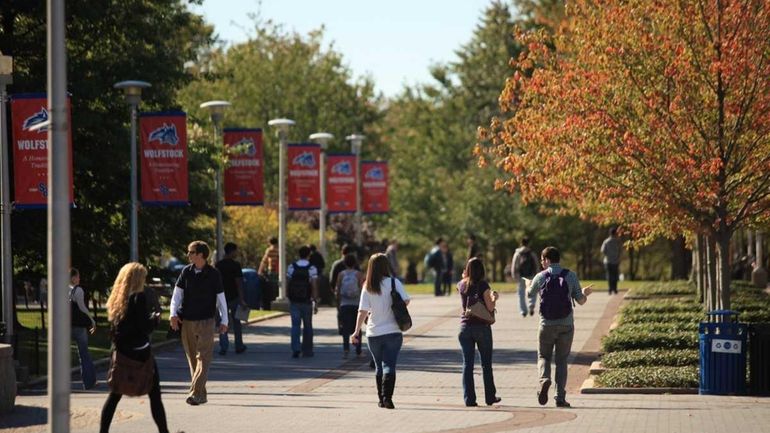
[[292, 151, 316, 168], [148, 123, 179, 146], [331, 160, 352, 175], [22, 108, 49, 133]]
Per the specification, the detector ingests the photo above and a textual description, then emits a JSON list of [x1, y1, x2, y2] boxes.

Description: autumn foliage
[[480, 0, 770, 308]]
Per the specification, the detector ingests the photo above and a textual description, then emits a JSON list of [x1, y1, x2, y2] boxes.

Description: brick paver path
[[8, 289, 770, 433]]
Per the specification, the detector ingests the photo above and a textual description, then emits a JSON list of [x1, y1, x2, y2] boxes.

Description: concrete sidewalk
[[7, 289, 770, 433]]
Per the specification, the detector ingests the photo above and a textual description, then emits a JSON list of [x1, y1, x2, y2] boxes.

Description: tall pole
[[269, 119, 294, 308], [114, 80, 150, 262], [214, 121, 223, 261], [199, 100, 230, 261], [309, 132, 333, 259], [0, 54, 13, 343], [129, 102, 138, 261], [48, 0, 71, 430], [347, 134, 364, 248]]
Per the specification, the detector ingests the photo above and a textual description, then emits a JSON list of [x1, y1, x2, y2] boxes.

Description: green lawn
[[13, 306, 280, 378]]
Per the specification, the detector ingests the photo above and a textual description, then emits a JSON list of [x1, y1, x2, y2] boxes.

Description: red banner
[[223, 129, 264, 206], [362, 161, 389, 214], [10, 94, 74, 208], [326, 154, 357, 213], [139, 112, 188, 205], [287, 144, 320, 210]]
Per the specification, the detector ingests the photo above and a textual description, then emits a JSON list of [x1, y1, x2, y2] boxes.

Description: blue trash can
[[699, 310, 747, 395], [242, 268, 262, 310]]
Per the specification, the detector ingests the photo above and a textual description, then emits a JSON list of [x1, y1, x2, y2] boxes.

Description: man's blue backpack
[[538, 269, 573, 320]]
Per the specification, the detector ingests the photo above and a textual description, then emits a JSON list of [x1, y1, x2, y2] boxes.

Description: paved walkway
[[7, 289, 770, 433]]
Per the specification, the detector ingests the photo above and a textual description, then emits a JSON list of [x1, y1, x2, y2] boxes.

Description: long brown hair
[[364, 253, 391, 295], [460, 257, 485, 294], [107, 262, 147, 325]]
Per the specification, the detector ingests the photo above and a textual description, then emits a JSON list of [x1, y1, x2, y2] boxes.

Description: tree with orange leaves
[[479, 0, 770, 309]]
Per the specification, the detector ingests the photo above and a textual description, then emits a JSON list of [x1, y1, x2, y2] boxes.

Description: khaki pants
[[537, 324, 574, 402], [181, 318, 215, 399]]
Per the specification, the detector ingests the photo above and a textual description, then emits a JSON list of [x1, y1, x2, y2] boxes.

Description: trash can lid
[[707, 309, 739, 316]]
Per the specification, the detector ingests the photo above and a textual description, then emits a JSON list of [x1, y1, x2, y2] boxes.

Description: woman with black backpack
[[351, 253, 411, 409], [335, 253, 364, 358], [457, 257, 501, 407]]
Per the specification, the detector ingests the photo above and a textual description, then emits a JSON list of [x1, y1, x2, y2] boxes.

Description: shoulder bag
[[107, 350, 155, 397], [464, 283, 496, 325], [390, 277, 412, 331]]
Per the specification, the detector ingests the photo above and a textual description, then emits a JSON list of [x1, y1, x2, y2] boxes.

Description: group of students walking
[[87, 236, 597, 432]]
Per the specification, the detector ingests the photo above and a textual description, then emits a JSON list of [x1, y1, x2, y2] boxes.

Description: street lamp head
[[114, 80, 151, 105], [346, 134, 365, 154], [200, 100, 231, 125], [309, 132, 334, 149], [269, 118, 296, 137]]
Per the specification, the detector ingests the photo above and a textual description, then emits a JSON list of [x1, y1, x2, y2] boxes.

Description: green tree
[[177, 19, 382, 258], [1, 0, 215, 289]]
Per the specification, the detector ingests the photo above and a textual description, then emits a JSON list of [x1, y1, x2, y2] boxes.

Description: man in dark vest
[[170, 240, 228, 406]]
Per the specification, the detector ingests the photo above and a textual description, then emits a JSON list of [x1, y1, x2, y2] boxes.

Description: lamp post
[[269, 119, 295, 308], [346, 134, 365, 248], [309, 132, 333, 259], [114, 80, 151, 262], [200, 100, 231, 261], [48, 1, 71, 430], [0, 53, 12, 344]]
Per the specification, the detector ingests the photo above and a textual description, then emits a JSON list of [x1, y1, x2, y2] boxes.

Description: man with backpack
[[527, 247, 593, 408], [287, 245, 319, 358], [511, 237, 540, 317]]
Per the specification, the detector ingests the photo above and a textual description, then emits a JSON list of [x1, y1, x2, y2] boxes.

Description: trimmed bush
[[628, 282, 696, 298], [622, 298, 701, 315], [595, 366, 699, 388], [619, 311, 702, 325], [601, 349, 699, 368], [602, 330, 698, 352]]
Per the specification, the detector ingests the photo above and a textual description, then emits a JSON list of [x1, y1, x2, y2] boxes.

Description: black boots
[[375, 374, 384, 407], [382, 374, 396, 409]]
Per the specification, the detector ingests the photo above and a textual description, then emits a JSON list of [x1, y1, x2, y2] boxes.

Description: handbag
[[234, 303, 250, 322], [107, 350, 155, 396], [464, 283, 496, 325], [389, 277, 412, 331]]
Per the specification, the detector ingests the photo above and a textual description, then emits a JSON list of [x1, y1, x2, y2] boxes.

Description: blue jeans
[[458, 324, 497, 405], [290, 302, 313, 355], [367, 332, 403, 376], [219, 299, 245, 353], [517, 277, 529, 315], [72, 326, 96, 389]]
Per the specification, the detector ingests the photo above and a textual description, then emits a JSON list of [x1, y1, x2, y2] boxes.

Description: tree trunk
[[695, 235, 704, 303], [706, 235, 718, 311], [628, 247, 635, 281], [716, 228, 733, 310]]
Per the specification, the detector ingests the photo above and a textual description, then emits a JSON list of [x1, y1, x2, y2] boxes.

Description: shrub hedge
[[628, 282, 696, 298], [594, 366, 699, 388], [601, 349, 699, 368], [602, 329, 698, 352]]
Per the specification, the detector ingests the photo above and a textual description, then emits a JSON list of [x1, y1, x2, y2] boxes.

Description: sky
[[190, 0, 498, 97]]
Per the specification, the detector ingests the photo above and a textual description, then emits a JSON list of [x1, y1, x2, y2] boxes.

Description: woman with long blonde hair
[[100, 263, 172, 433]]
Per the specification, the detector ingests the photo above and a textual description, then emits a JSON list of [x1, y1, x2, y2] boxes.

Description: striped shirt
[[260, 246, 279, 274]]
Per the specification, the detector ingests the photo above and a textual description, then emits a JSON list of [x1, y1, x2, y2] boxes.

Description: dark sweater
[[112, 291, 157, 361]]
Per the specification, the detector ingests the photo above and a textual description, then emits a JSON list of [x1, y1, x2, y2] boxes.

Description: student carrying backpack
[[336, 254, 364, 358], [526, 246, 593, 409], [511, 238, 540, 317], [287, 246, 319, 358]]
